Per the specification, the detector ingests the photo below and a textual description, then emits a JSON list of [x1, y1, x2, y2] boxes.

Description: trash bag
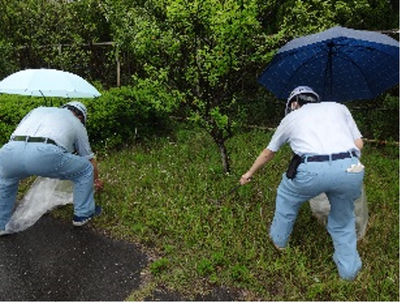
[[5, 177, 73, 234], [309, 183, 368, 240]]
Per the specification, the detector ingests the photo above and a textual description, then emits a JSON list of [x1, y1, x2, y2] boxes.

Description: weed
[[55, 125, 399, 300], [150, 258, 170, 276]]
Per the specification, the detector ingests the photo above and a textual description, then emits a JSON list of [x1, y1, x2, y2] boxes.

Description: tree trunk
[[218, 140, 230, 174], [211, 131, 230, 173], [208, 120, 232, 174]]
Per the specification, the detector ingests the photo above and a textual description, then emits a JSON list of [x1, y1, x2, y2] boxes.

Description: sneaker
[[73, 205, 102, 227]]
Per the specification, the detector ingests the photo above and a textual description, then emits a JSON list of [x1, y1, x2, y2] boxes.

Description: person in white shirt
[[0, 101, 104, 233], [240, 86, 365, 281]]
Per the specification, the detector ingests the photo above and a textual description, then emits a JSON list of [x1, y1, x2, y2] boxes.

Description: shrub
[[0, 86, 176, 152], [347, 93, 399, 141], [86, 86, 176, 153], [0, 95, 47, 144]]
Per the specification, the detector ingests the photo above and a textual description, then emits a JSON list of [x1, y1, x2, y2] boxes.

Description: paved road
[[0, 214, 241, 301], [0, 214, 147, 301]]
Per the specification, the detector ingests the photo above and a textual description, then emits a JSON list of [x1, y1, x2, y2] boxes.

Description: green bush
[[348, 93, 399, 141], [0, 95, 47, 144], [86, 86, 176, 153], [0, 86, 176, 151]]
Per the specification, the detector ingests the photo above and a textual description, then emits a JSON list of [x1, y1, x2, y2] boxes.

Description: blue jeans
[[0, 141, 95, 229], [269, 156, 364, 281]]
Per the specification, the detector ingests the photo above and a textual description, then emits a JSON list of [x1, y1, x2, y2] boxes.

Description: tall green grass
[[56, 124, 399, 300]]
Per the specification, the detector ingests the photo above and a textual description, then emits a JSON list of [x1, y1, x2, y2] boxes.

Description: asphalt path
[[0, 214, 147, 301], [0, 214, 241, 301]]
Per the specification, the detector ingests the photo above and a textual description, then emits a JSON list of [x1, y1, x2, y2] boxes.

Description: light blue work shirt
[[267, 102, 362, 157], [11, 107, 94, 160]]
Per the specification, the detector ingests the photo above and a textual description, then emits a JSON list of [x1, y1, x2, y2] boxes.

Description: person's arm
[[240, 148, 275, 185], [354, 138, 363, 151], [89, 158, 104, 191]]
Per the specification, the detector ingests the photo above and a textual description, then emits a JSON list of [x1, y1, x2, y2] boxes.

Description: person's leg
[[23, 144, 96, 218], [326, 175, 363, 280], [60, 156, 95, 218], [322, 156, 364, 280], [0, 142, 27, 230], [269, 182, 303, 248], [0, 178, 19, 230], [327, 193, 362, 280], [69, 162, 95, 218], [270, 167, 322, 248]]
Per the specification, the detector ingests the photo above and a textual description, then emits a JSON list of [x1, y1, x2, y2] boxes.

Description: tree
[[0, 0, 397, 172], [104, 0, 285, 173], [0, 0, 114, 83], [102, 0, 399, 173]]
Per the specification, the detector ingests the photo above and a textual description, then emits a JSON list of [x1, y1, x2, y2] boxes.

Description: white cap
[[287, 86, 320, 105], [62, 101, 87, 124], [285, 86, 320, 115], [286, 86, 319, 105]]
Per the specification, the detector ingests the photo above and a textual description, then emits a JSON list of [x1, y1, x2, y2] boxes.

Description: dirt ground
[[0, 214, 241, 301]]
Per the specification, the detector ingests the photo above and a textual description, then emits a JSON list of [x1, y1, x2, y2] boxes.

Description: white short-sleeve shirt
[[267, 102, 362, 157], [11, 107, 94, 160]]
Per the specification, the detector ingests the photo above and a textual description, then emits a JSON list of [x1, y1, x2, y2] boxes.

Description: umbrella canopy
[[0, 68, 101, 98], [258, 26, 399, 102]]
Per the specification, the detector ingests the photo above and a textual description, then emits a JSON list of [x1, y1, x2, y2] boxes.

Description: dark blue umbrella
[[258, 26, 399, 102]]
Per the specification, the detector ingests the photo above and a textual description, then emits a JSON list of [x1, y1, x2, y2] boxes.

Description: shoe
[[273, 242, 286, 251], [73, 205, 102, 227], [269, 235, 286, 251], [0, 230, 7, 236]]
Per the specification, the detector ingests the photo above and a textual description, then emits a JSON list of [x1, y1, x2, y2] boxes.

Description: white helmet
[[285, 86, 320, 115], [62, 101, 87, 124]]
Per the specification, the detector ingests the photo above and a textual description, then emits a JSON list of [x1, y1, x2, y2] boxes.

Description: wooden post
[[116, 48, 120, 87]]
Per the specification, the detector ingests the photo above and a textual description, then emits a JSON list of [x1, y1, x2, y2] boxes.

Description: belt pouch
[[286, 154, 301, 179]]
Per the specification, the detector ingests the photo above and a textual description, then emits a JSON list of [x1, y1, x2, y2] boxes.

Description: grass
[[51, 124, 398, 300]]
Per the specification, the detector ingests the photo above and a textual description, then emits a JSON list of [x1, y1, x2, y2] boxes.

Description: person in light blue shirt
[[240, 86, 365, 281], [0, 101, 104, 233]]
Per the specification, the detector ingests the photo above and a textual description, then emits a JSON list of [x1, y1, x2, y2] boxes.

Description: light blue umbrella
[[0, 68, 101, 98]]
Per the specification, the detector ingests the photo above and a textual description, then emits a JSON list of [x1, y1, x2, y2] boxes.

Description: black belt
[[301, 151, 357, 163], [11, 136, 58, 146]]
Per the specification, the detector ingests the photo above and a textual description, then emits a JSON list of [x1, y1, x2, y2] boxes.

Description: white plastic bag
[[5, 177, 73, 234], [309, 183, 368, 240]]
